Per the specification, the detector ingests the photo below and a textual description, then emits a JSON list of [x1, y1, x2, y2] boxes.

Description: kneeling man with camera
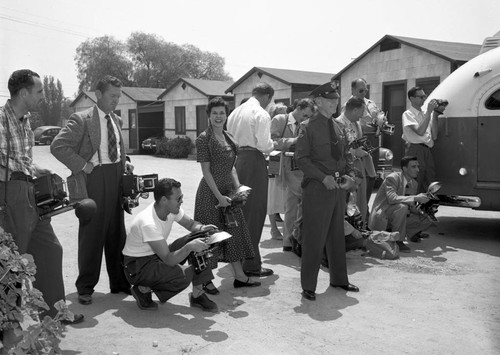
[[122, 178, 219, 312], [369, 156, 433, 252]]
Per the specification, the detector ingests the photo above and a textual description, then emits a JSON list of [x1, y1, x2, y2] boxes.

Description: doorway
[[382, 81, 407, 164]]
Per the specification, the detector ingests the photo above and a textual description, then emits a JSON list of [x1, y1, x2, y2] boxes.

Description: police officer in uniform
[[295, 80, 359, 301]]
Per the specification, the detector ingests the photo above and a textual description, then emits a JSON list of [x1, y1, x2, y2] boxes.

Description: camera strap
[[1, 114, 11, 213]]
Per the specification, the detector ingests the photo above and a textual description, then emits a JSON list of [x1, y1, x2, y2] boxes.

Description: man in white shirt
[[227, 83, 276, 277], [123, 178, 218, 312], [402, 86, 440, 193], [369, 156, 433, 252]]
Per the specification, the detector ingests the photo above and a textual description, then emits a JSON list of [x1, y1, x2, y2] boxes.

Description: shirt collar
[[96, 105, 110, 120], [288, 112, 297, 125]]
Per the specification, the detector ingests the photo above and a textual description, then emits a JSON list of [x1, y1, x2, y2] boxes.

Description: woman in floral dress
[[194, 97, 260, 294]]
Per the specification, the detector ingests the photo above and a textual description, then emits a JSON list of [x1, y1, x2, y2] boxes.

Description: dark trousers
[[405, 144, 436, 193], [235, 150, 268, 273], [123, 234, 213, 303], [301, 179, 348, 292], [0, 180, 64, 318], [76, 163, 129, 295]]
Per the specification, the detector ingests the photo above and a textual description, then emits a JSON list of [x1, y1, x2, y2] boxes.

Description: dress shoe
[[283, 246, 293, 252], [409, 234, 422, 243], [61, 313, 84, 325], [331, 283, 359, 292], [131, 285, 158, 311], [396, 241, 411, 252], [202, 281, 220, 295], [302, 290, 316, 301], [234, 278, 261, 288], [78, 294, 92, 305], [110, 287, 132, 295], [189, 293, 218, 312], [244, 267, 274, 277], [418, 232, 430, 239]]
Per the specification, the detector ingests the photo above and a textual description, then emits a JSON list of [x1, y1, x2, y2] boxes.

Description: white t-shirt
[[123, 202, 185, 257], [402, 106, 434, 147]]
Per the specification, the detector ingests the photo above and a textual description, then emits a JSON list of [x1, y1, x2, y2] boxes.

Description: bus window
[[485, 89, 500, 109]]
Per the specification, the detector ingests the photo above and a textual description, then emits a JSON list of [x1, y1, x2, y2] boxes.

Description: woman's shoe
[[234, 278, 261, 288], [202, 281, 220, 295]]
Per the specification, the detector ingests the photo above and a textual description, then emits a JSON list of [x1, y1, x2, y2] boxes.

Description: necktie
[[328, 119, 341, 161], [105, 114, 118, 162]]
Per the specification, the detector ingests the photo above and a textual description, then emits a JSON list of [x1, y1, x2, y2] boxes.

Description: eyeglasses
[[358, 89, 368, 94], [414, 95, 427, 99]]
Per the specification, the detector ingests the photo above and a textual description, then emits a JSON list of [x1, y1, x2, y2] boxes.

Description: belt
[[10, 171, 34, 183], [238, 146, 261, 152]]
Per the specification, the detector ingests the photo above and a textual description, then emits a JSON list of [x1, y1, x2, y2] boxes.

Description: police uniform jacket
[[295, 111, 348, 183]]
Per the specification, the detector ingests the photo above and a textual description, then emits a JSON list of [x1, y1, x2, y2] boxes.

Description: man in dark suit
[[51, 75, 133, 305], [369, 156, 433, 252]]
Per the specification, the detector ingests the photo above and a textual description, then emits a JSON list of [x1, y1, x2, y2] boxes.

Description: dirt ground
[[30, 146, 500, 354]]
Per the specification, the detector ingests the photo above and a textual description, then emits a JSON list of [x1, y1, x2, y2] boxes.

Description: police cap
[[309, 79, 340, 99]]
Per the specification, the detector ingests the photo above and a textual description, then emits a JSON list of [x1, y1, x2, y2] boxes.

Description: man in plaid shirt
[[0, 69, 83, 324]]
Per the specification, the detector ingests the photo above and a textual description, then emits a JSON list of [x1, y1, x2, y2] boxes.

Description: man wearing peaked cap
[[294, 79, 359, 301]]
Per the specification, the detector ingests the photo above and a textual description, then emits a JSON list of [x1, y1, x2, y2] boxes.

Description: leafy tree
[[39, 76, 63, 126], [76, 32, 232, 90], [75, 35, 133, 91]]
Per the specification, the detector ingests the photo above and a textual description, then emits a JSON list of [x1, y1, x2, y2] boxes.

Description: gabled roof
[[121, 87, 166, 101], [70, 87, 165, 107], [225, 67, 334, 94], [158, 78, 234, 99], [69, 91, 96, 107], [333, 34, 481, 79]]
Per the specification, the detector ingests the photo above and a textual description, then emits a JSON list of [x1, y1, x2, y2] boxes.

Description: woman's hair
[[206, 96, 229, 116], [268, 102, 288, 119]]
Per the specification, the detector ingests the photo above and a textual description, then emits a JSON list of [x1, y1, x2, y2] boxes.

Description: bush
[[164, 136, 194, 159], [155, 136, 170, 156], [0, 227, 74, 354]]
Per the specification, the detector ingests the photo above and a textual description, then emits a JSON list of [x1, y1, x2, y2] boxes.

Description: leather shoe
[[202, 281, 220, 295], [110, 287, 132, 295], [234, 278, 261, 288], [131, 285, 158, 311], [189, 293, 218, 312], [78, 294, 92, 305], [409, 234, 422, 243], [61, 313, 84, 325], [283, 246, 293, 252], [244, 267, 274, 277], [331, 283, 359, 292], [302, 290, 316, 301], [397, 241, 411, 252], [418, 232, 430, 239]]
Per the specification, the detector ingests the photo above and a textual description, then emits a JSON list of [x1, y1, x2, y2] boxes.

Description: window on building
[[416, 77, 440, 97], [275, 98, 290, 106], [380, 38, 401, 52], [485, 89, 500, 110], [175, 106, 186, 134]]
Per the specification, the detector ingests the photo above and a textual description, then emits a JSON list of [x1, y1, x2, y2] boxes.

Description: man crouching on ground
[[122, 178, 218, 312]]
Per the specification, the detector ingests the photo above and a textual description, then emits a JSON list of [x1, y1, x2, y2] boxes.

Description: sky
[[0, 0, 498, 105]]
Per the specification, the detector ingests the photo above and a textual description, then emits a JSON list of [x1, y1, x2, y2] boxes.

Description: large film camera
[[367, 111, 395, 135], [416, 181, 441, 222], [349, 136, 378, 154], [174, 229, 232, 274], [34, 174, 96, 221], [122, 173, 158, 214], [434, 99, 449, 114], [219, 185, 251, 228]]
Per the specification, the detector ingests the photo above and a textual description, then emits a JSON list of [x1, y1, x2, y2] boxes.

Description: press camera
[[122, 173, 158, 214], [219, 185, 251, 228], [349, 136, 378, 154], [175, 229, 232, 274], [34, 173, 96, 221], [416, 181, 441, 222], [367, 111, 395, 135], [434, 99, 449, 114]]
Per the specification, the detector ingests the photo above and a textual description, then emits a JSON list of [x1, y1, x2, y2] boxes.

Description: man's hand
[[339, 175, 356, 191], [125, 161, 134, 174], [353, 146, 368, 158], [322, 175, 340, 190], [188, 238, 209, 253], [200, 224, 217, 232], [414, 193, 430, 204], [83, 162, 94, 174], [426, 99, 439, 113]]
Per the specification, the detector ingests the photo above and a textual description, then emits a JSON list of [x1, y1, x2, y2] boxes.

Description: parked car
[[33, 126, 61, 145], [141, 136, 162, 154]]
